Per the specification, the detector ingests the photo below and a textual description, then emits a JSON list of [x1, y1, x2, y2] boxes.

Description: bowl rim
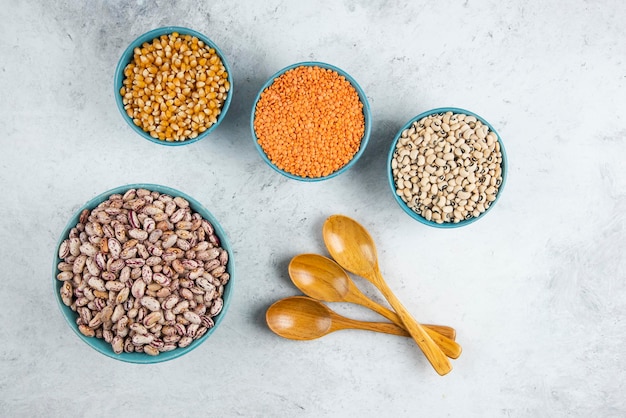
[[52, 183, 235, 363], [114, 26, 233, 146], [387, 107, 508, 228], [249, 61, 372, 182]]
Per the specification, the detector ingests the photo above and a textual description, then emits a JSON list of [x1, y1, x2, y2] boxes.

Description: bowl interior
[[52, 183, 234, 363], [387, 107, 508, 228], [114, 26, 233, 146], [250, 61, 372, 181]]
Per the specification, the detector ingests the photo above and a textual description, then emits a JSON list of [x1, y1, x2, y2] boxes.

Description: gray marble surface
[[1, 1, 625, 416]]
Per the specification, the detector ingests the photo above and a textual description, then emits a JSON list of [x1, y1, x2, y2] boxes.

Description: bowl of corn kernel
[[114, 27, 232, 145], [251, 62, 371, 181], [387, 107, 508, 227]]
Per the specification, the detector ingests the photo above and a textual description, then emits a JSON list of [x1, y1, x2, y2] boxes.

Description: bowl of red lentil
[[251, 62, 372, 181], [114, 26, 233, 145], [387, 107, 508, 227]]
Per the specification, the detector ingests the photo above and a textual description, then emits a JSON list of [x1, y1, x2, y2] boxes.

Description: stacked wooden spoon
[[266, 214, 461, 376]]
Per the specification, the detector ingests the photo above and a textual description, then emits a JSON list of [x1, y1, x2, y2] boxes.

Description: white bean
[[392, 112, 503, 223]]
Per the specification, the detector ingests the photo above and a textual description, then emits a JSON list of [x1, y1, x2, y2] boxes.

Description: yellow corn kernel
[[120, 32, 228, 142]]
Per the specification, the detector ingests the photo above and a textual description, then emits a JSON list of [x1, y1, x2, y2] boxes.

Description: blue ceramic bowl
[[250, 62, 372, 181], [387, 107, 508, 228], [52, 184, 234, 363], [114, 26, 233, 146]]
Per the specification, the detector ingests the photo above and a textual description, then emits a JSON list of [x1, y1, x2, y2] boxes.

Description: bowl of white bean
[[388, 108, 507, 227], [53, 184, 234, 363], [114, 26, 233, 145]]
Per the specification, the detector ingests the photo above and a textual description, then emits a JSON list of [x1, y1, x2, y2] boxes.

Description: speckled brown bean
[[131, 279, 146, 299], [140, 296, 161, 312], [209, 298, 223, 317], [143, 311, 163, 328], [178, 336, 193, 348]]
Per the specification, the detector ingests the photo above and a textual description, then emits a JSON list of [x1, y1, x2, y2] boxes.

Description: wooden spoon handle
[[348, 292, 457, 340], [372, 270, 452, 375], [423, 324, 456, 341], [332, 317, 411, 337], [334, 317, 460, 358], [423, 326, 462, 359]]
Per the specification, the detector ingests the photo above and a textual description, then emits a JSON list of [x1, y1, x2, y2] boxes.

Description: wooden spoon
[[266, 296, 412, 340], [289, 253, 461, 358], [322, 214, 453, 375]]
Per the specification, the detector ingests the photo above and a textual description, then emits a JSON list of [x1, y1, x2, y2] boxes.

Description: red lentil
[[253, 66, 365, 178]]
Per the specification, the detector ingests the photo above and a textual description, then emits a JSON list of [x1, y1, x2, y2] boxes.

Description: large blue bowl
[[114, 26, 233, 146], [250, 62, 372, 181], [387, 107, 508, 228], [52, 184, 234, 363]]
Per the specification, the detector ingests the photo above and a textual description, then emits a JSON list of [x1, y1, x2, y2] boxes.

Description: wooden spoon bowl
[[266, 296, 411, 341]]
